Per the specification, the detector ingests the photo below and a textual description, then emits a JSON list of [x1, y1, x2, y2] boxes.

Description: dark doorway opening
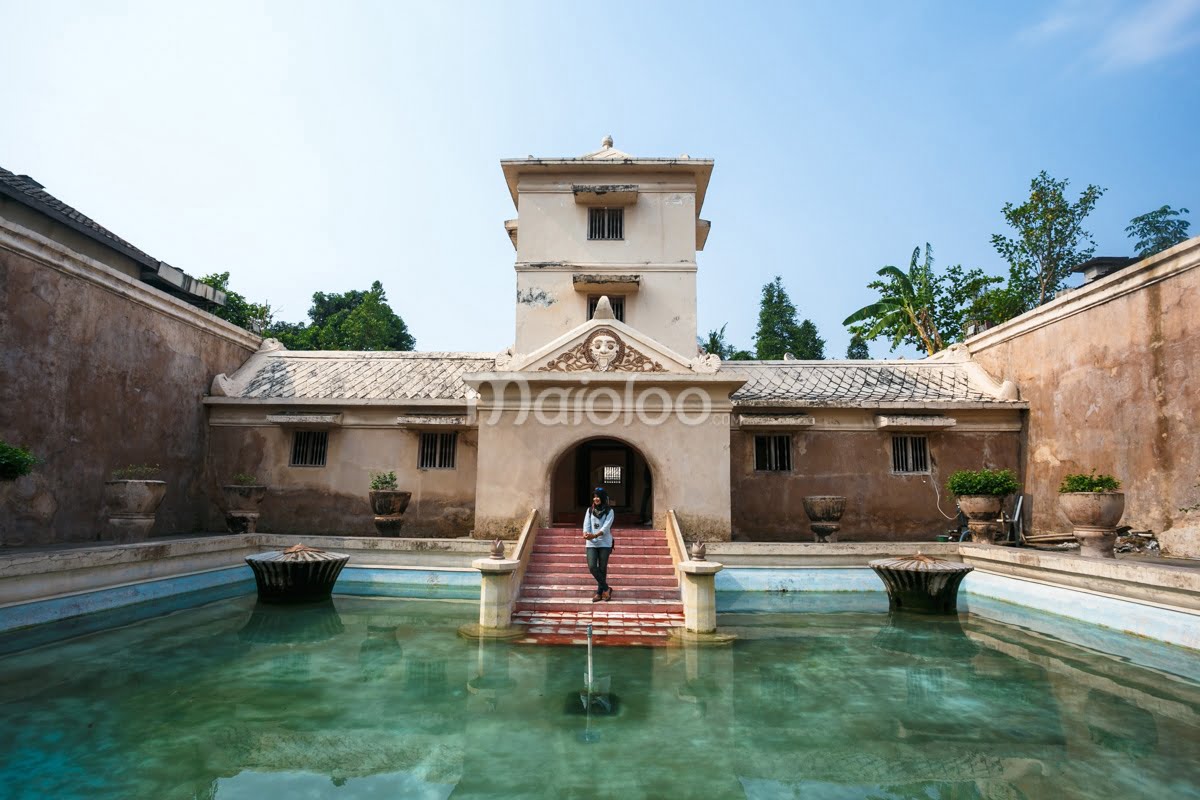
[[550, 438, 652, 527]]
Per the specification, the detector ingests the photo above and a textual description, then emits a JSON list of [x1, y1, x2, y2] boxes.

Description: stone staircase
[[512, 527, 684, 646]]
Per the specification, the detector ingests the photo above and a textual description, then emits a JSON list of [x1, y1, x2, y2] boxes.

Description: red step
[[512, 608, 685, 647], [513, 527, 682, 644], [523, 573, 678, 588]]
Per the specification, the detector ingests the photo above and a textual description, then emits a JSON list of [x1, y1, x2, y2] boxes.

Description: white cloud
[[1096, 0, 1200, 69], [1020, 0, 1200, 70]]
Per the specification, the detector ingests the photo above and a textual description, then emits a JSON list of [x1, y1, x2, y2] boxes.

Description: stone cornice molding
[[967, 237, 1200, 353], [0, 218, 260, 350], [514, 261, 696, 273]]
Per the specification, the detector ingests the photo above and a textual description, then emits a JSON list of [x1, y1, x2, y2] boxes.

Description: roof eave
[[500, 158, 714, 213]]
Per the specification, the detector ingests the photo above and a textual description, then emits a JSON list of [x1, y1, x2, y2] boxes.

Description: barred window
[[290, 430, 328, 467], [603, 465, 622, 484], [754, 435, 792, 472], [587, 207, 624, 240], [587, 295, 625, 322], [419, 432, 457, 470], [892, 435, 929, 473]]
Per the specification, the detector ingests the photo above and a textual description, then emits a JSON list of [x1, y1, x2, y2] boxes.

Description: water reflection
[[0, 595, 1196, 799]]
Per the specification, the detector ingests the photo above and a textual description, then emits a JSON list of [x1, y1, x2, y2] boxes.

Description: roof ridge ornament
[[602, 134, 613, 148]]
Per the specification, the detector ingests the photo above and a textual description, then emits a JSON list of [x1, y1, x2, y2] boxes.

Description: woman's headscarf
[[589, 486, 611, 519]]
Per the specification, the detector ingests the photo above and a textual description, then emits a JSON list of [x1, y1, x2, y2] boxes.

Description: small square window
[[587, 295, 625, 322], [587, 207, 624, 240], [603, 465, 622, 484], [290, 430, 328, 467], [419, 432, 457, 470], [892, 435, 929, 473], [754, 435, 792, 472]]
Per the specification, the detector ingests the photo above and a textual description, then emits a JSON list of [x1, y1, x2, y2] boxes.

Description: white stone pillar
[[678, 560, 723, 633], [471, 558, 520, 629]]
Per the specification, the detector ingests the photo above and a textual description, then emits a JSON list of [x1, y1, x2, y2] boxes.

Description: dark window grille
[[587, 295, 625, 322], [587, 207, 624, 240], [892, 435, 929, 473], [419, 432, 458, 470], [290, 430, 328, 467], [603, 465, 622, 484], [754, 435, 792, 472]]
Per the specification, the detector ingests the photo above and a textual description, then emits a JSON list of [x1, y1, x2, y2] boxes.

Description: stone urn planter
[[369, 489, 411, 536], [956, 495, 1005, 544], [1059, 471, 1124, 559], [802, 495, 846, 542], [221, 483, 267, 534], [947, 469, 1019, 545], [1060, 492, 1125, 558], [104, 478, 167, 543]]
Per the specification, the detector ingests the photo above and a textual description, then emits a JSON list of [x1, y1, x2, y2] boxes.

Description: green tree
[[753, 276, 825, 360], [271, 281, 415, 351], [700, 325, 733, 359], [199, 272, 274, 333], [845, 334, 870, 359], [991, 171, 1105, 314], [700, 324, 753, 360], [1126, 205, 1191, 259], [843, 245, 1000, 356]]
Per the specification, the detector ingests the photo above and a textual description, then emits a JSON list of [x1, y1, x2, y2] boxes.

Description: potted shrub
[[1059, 471, 1124, 559], [369, 471, 411, 536], [0, 442, 37, 482], [222, 472, 267, 534], [947, 469, 1020, 545], [105, 464, 166, 543]]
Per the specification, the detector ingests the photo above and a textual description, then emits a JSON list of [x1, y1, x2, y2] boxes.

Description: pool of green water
[[0, 593, 1197, 799]]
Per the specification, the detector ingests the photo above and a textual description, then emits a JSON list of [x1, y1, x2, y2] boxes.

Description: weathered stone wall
[[967, 237, 1200, 557], [0, 220, 259, 545], [205, 413, 478, 537], [471, 378, 740, 541], [730, 419, 1021, 541]]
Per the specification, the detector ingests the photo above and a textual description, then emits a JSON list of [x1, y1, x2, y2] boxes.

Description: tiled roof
[[0, 167, 156, 264], [219, 352, 1012, 407], [236, 352, 496, 401], [727, 361, 1001, 405]]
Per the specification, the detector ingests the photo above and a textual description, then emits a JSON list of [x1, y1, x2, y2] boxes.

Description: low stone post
[[471, 555, 520, 630], [678, 560, 723, 633]]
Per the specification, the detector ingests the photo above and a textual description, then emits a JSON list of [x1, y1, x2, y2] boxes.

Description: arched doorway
[[549, 438, 653, 527]]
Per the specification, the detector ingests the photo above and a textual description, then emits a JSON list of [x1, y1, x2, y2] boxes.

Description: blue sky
[[2, 0, 1198, 358]]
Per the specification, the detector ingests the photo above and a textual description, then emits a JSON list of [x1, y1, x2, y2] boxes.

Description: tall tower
[[500, 136, 713, 357]]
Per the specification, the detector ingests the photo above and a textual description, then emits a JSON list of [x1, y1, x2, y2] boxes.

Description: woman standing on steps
[[583, 487, 615, 602]]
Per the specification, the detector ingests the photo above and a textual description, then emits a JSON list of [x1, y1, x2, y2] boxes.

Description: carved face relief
[[589, 333, 621, 371]]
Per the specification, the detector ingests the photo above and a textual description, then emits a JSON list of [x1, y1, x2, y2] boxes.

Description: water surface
[[0, 594, 1196, 799]]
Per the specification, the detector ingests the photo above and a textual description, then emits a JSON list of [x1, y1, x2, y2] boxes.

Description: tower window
[[587, 295, 625, 322], [588, 207, 624, 240], [892, 435, 929, 473]]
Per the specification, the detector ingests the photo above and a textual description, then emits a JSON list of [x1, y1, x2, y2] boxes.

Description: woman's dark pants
[[586, 546, 611, 593]]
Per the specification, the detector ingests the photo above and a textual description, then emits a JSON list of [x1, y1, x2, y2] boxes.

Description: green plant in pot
[[369, 470, 411, 536], [221, 472, 267, 534], [946, 469, 1020, 545], [1058, 471, 1123, 559], [0, 442, 37, 481], [105, 464, 166, 544]]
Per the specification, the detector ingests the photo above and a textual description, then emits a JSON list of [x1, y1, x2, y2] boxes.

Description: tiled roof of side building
[[727, 361, 1006, 405], [237, 351, 498, 401]]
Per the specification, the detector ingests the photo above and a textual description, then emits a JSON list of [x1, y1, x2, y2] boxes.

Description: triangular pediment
[[510, 318, 711, 375]]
